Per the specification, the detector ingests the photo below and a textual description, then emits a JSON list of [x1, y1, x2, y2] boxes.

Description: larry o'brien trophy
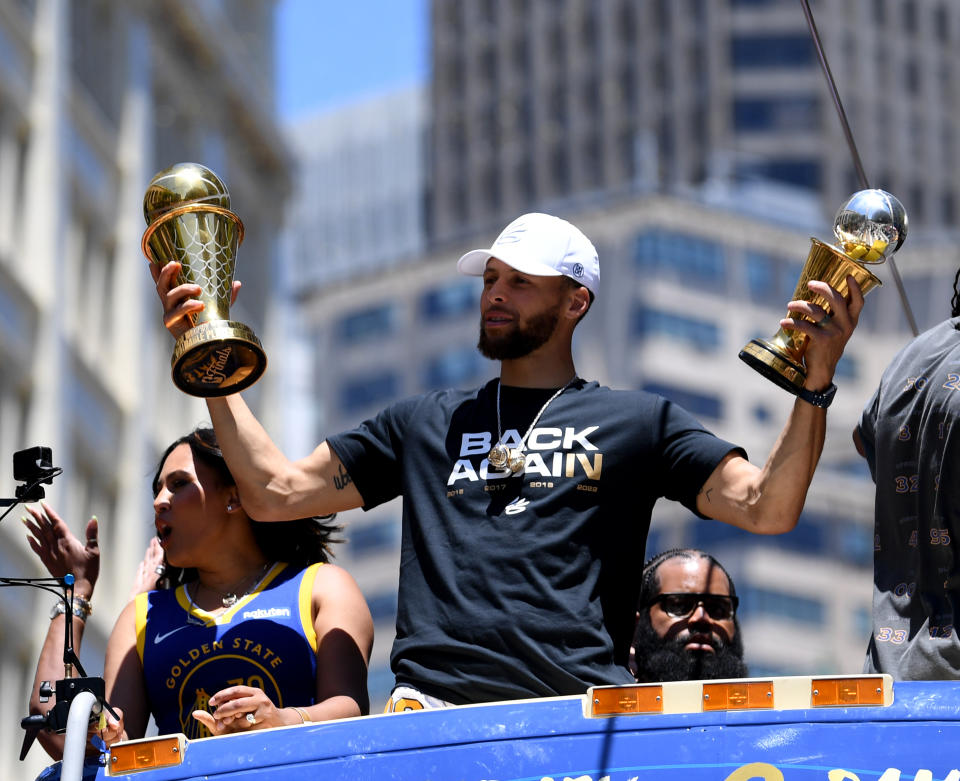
[[739, 189, 907, 394], [141, 162, 266, 396]]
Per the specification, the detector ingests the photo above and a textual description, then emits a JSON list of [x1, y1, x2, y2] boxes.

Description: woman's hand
[[129, 537, 166, 600], [96, 705, 126, 748], [192, 686, 295, 735], [23, 502, 99, 598]]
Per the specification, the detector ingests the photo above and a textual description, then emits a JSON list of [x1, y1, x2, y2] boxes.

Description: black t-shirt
[[327, 378, 742, 703]]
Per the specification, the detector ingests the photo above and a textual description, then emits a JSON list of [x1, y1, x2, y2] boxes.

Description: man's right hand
[[149, 259, 240, 339]]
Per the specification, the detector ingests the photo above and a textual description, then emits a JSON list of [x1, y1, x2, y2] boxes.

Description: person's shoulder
[[390, 379, 497, 413], [883, 317, 960, 370], [308, 563, 367, 605], [573, 380, 667, 408]]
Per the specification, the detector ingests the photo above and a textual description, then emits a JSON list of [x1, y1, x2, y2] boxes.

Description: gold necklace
[[488, 377, 577, 474], [194, 561, 273, 609]]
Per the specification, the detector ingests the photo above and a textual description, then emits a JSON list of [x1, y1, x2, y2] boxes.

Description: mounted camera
[[13, 446, 57, 501], [0, 446, 61, 520]]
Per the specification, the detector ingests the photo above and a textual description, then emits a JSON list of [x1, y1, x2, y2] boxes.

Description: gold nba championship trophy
[[739, 189, 907, 394], [141, 163, 266, 397]]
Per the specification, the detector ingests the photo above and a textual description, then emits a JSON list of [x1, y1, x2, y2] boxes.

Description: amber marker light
[[591, 684, 664, 716], [107, 735, 186, 775], [702, 681, 774, 711], [811, 676, 888, 707], [586, 674, 893, 718]]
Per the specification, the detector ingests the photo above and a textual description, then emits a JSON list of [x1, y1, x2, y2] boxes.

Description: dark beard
[[631, 617, 748, 683], [477, 306, 561, 360]]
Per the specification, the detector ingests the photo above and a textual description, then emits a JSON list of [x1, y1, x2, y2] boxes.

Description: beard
[[631, 617, 748, 683], [477, 305, 562, 360]]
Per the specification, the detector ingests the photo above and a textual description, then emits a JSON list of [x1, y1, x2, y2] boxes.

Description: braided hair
[[639, 548, 737, 609], [152, 426, 343, 589]]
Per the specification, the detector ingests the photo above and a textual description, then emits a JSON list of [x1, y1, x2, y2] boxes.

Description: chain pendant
[[488, 443, 510, 469], [507, 449, 526, 473], [221, 593, 238, 608]]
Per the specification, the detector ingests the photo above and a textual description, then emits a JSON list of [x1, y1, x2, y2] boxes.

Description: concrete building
[[281, 87, 427, 456], [285, 86, 427, 292], [429, 0, 960, 244], [0, 1, 290, 776]]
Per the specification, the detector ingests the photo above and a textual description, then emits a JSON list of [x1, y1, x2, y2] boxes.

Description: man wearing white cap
[[153, 211, 862, 710]]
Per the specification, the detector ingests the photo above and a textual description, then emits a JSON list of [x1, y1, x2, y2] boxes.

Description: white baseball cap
[[457, 213, 599, 296]]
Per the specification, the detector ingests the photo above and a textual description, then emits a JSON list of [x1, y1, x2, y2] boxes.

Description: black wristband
[[797, 382, 837, 408]]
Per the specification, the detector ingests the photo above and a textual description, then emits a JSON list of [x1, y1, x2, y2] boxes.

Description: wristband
[[797, 382, 836, 409], [50, 596, 93, 621]]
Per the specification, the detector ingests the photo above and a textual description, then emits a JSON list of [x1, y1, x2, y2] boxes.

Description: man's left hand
[[781, 275, 864, 391]]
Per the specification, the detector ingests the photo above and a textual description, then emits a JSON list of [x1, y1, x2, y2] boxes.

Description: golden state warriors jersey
[[135, 562, 321, 737]]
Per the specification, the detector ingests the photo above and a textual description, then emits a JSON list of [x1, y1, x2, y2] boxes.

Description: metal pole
[[800, 0, 919, 336]]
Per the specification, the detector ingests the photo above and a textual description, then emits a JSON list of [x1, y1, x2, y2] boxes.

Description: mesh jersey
[[135, 562, 321, 737]]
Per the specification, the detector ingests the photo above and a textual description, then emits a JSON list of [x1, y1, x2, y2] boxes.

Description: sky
[[275, 0, 429, 121]]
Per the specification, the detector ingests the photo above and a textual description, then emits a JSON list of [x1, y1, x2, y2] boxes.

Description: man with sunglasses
[[630, 549, 748, 682]]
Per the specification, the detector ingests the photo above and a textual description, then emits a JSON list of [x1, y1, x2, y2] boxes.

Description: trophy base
[[172, 321, 267, 397], [738, 339, 806, 396]]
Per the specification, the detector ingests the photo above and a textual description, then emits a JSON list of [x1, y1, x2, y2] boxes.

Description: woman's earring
[[226, 503, 235, 511]]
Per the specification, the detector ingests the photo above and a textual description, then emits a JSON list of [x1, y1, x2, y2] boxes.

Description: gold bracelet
[[291, 706, 311, 723]]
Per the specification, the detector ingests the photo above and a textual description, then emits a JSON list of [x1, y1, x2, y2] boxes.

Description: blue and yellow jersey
[[135, 561, 321, 738]]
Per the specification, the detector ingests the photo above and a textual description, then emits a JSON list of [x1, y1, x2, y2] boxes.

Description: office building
[[430, 0, 959, 243], [0, 1, 291, 776]]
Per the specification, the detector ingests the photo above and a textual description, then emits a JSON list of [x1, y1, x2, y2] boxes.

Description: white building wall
[[0, 1, 291, 777]]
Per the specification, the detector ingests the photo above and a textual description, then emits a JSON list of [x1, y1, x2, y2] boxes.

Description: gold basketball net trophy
[[141, 162, 266, 397], [739, 189, 907, 394]]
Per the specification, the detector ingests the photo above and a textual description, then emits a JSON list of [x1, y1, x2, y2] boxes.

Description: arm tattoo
[[333, 463, 353, 491]]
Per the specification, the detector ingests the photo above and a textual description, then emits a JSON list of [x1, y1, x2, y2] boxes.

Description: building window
[[735, 159, 821, 190], [642, 381, 723, 420], [365, 590, 398, 622], [633, 230, 726, 288], [422, 348, 485, 389], [339, 370, 400, 412], [836, 522, 872, 567], [348, 520, 399, 554], [734, 96, 819, 132], [744, 250, 803, 303], [731, 35, 814, 68], [336, 304, 397, 345], [690, 518, 754, 549], [420, 280, 477, 321], [833, 355, 857, 380], [632, 307, 721, 352], [740, 586, 825, 625]]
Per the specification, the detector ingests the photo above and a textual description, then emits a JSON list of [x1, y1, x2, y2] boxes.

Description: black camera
[[12, 446, 56, 501]]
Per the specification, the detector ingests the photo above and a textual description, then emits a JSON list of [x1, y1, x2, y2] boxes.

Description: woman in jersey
[[29, 426, 373, 753]]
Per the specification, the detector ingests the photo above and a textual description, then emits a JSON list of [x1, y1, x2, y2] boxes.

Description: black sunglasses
[[650, 592, 738, 620]]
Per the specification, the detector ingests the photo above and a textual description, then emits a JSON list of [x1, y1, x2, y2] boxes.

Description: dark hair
[[639, 548, 738, 608], [152, 426, 342, 589], [952, 267, 960, 318]]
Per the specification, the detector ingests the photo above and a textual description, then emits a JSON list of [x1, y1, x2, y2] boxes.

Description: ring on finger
[[245, 713, 256, 725]]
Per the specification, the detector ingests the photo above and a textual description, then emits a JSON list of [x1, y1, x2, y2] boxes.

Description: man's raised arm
[[205, 395, 362, 522], [152, 259, 362, 522], [696, 276, 863, 533]]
